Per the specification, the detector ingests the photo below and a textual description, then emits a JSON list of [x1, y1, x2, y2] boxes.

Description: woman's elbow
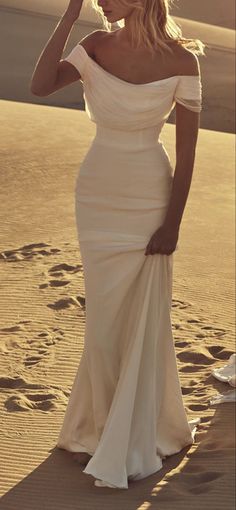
[[29, 81, 50, 97], [30, 88, 46, 97]]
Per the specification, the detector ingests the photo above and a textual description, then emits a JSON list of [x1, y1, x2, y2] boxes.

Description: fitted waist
[[93, 125, 163, 150]]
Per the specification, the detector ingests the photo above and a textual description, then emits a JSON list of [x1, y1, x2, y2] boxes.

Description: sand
[[0, 99, 235, 509], [3, 0, 235, 29], [0, 0, 100, 23], [168, 18, 235, 135], [171, 0, 235, 30]]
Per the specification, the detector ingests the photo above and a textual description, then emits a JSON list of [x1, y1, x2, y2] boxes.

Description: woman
[[31, 0, 204, 489]]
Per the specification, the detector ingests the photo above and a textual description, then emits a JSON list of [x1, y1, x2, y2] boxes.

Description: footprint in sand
[[175, 341, 190, 348], [0, 323, 29, 352], [198, 415, 212, 424], [38, 329, 64, 342], [188, 403, 209, 411], [182, 471, 223, 494], [186, 318, 201, 324], [0, 321, 64, 369], [0, 324, 25, 333], [23, 329, 65, 368], [188, 379, 199, 386], [181, 378, 208, 397], [181, 386, 195, 395], [195, 326, 227, 340], [47, 295, 86, 311], [39, 280, 71, 289], [207, 345, 234, 360], [177, 348, 216, 366], [171, 299, 227, 336], [172, 299, 192, 310], [48, 263, 82, 274], [179, 364, 207, 373], [0, 243, 61, 262], [24, 352, 51, 368], [201, 437, 233, 451], [76, 295, 86, 308], [171, 301, 230, 379], [6, 392, 66, 412], [0, 375, 69, 412], [0, 375, 47, 390], [39, 263, 82, 289]]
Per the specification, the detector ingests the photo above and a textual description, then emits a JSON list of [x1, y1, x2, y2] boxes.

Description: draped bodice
[[63, 42, 202, 136]]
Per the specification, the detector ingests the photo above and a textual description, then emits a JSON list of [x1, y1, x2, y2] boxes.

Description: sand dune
[[2, 0, 235, 30], [0, 99, 235, 508], [175, 17, 234, 50], [0, 0, 100, 22], [171, 0, 235, 30], [167, 17, 235, 133]]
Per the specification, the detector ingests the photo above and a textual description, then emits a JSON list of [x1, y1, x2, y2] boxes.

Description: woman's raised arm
[[30, 0, 84, 97]]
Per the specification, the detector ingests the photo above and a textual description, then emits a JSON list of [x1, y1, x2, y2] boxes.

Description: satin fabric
[[57, 43, 202, 489]]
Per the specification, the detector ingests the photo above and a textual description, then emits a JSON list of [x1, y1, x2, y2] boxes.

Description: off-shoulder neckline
[[78, 44, 200, 88]]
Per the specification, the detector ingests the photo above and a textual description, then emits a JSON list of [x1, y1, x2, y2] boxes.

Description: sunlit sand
[[0, 99, 234, 507]]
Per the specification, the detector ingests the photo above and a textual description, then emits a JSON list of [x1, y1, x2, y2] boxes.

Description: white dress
[[56, 42, 202, 489]]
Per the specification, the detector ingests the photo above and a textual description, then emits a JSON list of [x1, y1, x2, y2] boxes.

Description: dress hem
[[56, 417, 201, 489]]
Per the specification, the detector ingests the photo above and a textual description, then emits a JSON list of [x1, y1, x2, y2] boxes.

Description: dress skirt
[[56, 126, 200, 489]]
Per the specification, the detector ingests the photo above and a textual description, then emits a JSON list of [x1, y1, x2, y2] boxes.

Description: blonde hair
[[91, 0, 205, 55]]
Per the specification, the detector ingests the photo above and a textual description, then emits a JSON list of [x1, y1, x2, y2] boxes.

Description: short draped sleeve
[[63, 43, 88, 80], [174, 75, 202, 112]]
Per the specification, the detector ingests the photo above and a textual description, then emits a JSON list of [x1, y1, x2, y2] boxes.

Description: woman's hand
[[64, 0, 84, 22], [145, 225, 179, 256]]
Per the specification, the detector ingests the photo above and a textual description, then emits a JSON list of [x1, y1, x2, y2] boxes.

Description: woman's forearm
[[163, 151, 196, 231], [30, 8, 81, 95]]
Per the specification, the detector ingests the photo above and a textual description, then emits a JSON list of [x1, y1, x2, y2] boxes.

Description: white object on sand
[[210, 389, 236, 405], [210, 353, 236, 405], [212, 353, 236, 386]]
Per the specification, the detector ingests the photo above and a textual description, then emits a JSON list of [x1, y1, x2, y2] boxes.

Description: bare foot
[[94, 479, 118, 488], [72, 452, 92, 465]]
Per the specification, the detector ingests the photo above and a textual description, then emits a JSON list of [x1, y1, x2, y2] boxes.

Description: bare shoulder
[[78, 29, 108, 57], [171, 43, 200, 76]]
